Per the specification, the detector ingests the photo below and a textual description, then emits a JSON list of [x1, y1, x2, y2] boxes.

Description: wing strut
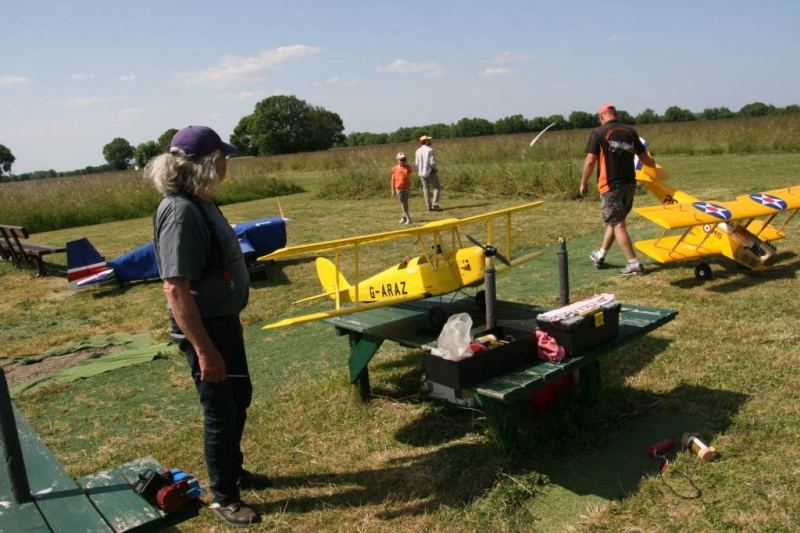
[[756, 214, 777, 237], [353, 244, 360, 306], [334, 249, 341, 310], [669, 227, 692, 255], [777, 209, 798, 232], [654, 228, 668, 248], [695, 223, 718, 252]]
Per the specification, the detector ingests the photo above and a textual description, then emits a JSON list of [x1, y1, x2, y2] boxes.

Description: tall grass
[[3, 114, 798, 232], [0, 165, 303, 233]]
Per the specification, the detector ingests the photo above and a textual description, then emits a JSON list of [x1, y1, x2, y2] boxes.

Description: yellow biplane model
[[633, 164, 800, 279], [258, 202, 545, 329]]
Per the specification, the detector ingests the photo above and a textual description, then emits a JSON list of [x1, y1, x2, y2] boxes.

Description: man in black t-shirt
[[580, 104, 655, 275]]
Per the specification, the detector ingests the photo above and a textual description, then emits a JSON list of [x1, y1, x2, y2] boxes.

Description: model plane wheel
[[695, 263, 712, 280], [427, 307, 449, 331], [475, 290, 486, 311]]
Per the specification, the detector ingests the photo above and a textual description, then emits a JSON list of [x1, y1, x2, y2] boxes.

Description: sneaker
[[431, 205, 443, 211], [619, 262, 645, 276], [404, 219, 412, 225], [399, 217, 407, 224], [239, 469, 272, 489], [589, 250, 605, 267], [210, 501, 260, 527]]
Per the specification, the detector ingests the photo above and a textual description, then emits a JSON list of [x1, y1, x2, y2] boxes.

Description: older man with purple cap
[[580, 104, 655, 276], [144, 126, 268, 527]]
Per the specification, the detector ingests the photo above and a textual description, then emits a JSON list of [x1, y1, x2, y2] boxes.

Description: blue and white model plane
[[67, 215, 289, 289]]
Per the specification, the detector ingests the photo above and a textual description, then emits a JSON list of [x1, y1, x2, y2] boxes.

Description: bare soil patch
[[2, 346, 123, 386]]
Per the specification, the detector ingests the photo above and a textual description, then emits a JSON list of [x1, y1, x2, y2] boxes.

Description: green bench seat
[[0, 406, 199, 533]]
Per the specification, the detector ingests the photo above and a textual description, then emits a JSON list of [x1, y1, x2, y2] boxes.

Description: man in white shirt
[[414, 135, 442, 211]]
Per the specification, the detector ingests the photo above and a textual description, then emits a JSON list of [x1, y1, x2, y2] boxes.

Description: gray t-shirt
[[154, 195, 249, 318]]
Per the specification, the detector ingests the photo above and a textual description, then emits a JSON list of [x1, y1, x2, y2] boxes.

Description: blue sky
[[2, 0, 798, 173]]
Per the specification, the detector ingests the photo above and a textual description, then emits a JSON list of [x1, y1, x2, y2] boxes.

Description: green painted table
[[324, 295, 677, 441], [0, 406, 199, 532]]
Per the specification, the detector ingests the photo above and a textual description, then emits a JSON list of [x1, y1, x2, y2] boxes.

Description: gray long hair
[[144, 148, 224, 197]]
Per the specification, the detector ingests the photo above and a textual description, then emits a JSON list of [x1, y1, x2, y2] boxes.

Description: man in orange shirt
[[391, 152, 413, 224], [580, 103, 655, 275]]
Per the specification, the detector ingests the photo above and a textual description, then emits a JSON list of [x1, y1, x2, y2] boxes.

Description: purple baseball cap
[[170, 126, 238, 158]]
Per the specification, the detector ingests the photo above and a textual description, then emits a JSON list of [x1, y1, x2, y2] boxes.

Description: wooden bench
[[0, 225, 66, 276], [324, 295, 677, 442], [0, 369, 199, 532]]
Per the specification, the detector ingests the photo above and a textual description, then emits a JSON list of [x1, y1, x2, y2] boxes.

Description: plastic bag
[[430, 313, 474, 361]]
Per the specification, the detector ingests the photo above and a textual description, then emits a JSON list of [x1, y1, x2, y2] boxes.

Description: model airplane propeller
[[258, 202, 545, 329]]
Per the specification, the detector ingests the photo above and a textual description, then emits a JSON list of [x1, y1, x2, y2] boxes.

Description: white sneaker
[[589, 250, 605, 267], [399, 217, 407, 224], [404, 219, 412, 225], [619, 262, 644, 276]]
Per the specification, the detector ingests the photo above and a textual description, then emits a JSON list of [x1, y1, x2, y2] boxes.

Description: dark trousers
[[171, 315, 252, 504]]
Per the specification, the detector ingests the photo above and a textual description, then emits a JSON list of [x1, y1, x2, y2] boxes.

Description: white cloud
[[71, 73, 95, 81], [215, 89, 289, 101], [347, 78, 366, 86], [47, 96, 126, 108], [0, 75, 30, 86], [118, 74, 137, 82], [325, 76, 339, 84], [493, 51, 534, 63], [178, 44, 323, 88], [478, 68, 515, 78], [610, 35, 620, 42], [377, 59, 444, 76]]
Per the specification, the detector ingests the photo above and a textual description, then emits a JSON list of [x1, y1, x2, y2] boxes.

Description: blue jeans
[[171, 315, 252, 504]]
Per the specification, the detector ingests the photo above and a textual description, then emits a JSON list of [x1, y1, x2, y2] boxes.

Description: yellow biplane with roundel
[[633, 163, 800, 279], [258, 202, 545, 329]]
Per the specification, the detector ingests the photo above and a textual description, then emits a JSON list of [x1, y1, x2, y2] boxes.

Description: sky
[[1, 0, 799, 174]]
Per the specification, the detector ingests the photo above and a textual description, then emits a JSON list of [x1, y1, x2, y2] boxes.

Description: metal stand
[[558, 237, 570, 306], [484, 261, 498, 330], [0, 367, 32, 503]]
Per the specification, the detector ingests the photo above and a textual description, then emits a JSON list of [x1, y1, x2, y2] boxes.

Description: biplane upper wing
[[258, 201, 544, 261], [634, 186, 800, 230]]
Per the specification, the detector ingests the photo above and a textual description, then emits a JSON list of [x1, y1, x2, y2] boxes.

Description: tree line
[[1, 99, 798, 182]]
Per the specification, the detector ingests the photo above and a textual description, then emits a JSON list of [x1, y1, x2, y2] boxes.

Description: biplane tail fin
[[316, 257, 352, 301], [66, 238, 115, 289]]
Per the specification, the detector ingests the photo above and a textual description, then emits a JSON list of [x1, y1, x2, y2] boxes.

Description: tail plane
[[66, 238, 115, 289]]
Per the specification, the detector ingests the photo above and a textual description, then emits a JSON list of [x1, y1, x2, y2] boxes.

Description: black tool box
[[423, 326, 536, 394], [535, 300, 621, 356]]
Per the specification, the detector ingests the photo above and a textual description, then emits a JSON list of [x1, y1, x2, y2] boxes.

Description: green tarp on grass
[[10, 333, 178, 397]]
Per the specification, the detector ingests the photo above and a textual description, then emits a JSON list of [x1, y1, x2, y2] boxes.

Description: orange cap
[[598, 103, 616, 114]]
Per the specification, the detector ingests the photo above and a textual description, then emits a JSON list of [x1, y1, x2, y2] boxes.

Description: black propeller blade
[[465, 234, 511, 267]]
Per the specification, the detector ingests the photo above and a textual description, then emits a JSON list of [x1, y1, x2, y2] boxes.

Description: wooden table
[[0, 406, 199, 533], [324, 295, 677, 441]]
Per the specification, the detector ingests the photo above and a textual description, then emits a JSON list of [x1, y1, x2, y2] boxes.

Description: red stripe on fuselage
[[67, 263, 110, 281]]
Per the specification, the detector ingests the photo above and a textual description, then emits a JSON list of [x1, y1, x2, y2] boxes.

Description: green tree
[[700, 107, 735, 120], [0, 144, 15, 175], [157, 128, 179, 152], [546, 114, 568, 130], [241, 95, 345, 155], [568, 111, 595, 129], [529, 116, 552, 131], [307, 106, 346, 150], [494, 114, 530, 134], [738, 102, 775, 117], [102, 138, 134, 170], [663, 106, 695, 123], [616, 110, 636, 125], [453, 117, 494, 137], [636, 108, 661, 124], [134, 140, 161, 168]]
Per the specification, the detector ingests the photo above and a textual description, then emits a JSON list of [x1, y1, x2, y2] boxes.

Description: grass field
[[1, 145, 799, 530]]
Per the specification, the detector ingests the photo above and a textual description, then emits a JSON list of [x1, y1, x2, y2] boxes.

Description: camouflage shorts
[[600, 182, 636, 225]]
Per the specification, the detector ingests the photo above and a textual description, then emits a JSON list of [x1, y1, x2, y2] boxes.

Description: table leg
[[346, 332, 383, 400], [475, 394, 519, 443], [579, 360, 602, 405]]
